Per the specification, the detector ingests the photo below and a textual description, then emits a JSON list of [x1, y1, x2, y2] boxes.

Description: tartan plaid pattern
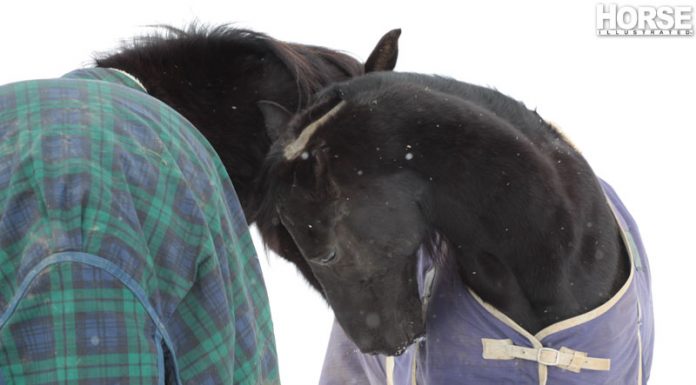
[[0, 68, 279, 385]]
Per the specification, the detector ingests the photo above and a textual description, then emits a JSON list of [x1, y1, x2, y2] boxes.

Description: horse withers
[[255, 72, 654, 385]]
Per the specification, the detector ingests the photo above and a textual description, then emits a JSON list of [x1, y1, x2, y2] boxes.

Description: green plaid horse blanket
[[0, 68, 279, 385]]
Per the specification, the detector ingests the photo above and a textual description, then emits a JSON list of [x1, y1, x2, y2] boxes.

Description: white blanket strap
[[482, 338, 611, 373], [386, 356, 395, 385]]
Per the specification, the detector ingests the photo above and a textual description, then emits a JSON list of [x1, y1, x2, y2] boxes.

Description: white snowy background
[[1, 1, 693, 384]]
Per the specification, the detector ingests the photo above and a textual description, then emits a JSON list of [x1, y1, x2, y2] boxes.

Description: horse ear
[[258, 100, 293, 141], [364, 28, 401, 73]]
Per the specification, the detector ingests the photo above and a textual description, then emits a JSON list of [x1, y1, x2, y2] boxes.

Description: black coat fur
[[256, 72, 630, 346]]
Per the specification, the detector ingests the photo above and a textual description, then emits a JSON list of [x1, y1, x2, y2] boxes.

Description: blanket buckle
[[537, 347, 560, 366]]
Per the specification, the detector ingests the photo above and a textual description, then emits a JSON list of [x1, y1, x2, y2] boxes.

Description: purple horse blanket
[[319, 180, 654, 385]]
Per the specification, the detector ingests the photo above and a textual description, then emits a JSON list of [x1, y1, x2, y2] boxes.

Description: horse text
[[596, 4, 693, 36]]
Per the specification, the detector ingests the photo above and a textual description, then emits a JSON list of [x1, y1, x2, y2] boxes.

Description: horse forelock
[[283, 101, 347, 160]]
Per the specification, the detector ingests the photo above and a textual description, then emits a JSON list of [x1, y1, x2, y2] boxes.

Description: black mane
[[96, 24, 363, 218], [97, 24, 363, 107]]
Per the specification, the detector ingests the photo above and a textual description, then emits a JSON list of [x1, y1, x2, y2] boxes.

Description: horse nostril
[[319, 250, 337, 264]]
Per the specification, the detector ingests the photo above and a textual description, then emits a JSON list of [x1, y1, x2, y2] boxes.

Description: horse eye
[[318, 250, 337, 264]]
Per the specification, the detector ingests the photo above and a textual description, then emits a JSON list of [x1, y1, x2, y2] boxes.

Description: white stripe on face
[[283, 101, 346, 160]]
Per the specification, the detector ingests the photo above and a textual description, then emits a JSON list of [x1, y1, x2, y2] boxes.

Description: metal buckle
[[537, 347, 560, 366]]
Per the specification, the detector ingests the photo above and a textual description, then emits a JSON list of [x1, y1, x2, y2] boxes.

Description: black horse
[[254, 71, 652, 377], [96, 25, 401, 221]]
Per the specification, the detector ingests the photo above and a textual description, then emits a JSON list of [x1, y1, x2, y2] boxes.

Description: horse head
[[256, 81, 437, 355]]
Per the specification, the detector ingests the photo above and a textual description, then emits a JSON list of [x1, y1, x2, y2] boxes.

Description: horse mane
[[266, 40, 363, 107], [96, 24, 363, 109], [95, 24, 367, 224]]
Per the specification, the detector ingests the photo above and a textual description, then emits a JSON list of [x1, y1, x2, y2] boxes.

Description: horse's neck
[[96, 46, 292, 218], [97, 45, 293, 112], [427, 131, 629, 334]]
